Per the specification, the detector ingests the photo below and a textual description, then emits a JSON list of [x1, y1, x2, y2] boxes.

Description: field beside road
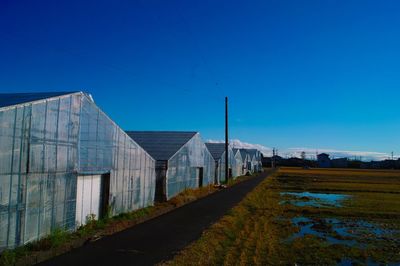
[[166, 167, 400, 265]]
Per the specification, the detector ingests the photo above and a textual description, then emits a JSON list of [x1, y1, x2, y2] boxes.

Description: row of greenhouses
[[0, 91, 263, 250]]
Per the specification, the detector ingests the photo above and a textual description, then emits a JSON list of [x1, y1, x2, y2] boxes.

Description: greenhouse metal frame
[[205, 143, 238, 184], [126, 131, 215, 201], [0, 92, 156, 250], [232, 148, 245, 176]]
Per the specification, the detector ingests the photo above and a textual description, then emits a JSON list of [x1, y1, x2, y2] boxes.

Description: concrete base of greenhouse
[[0, 172, 264, 266]]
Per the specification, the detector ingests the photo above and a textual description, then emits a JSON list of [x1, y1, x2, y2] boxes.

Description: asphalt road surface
[[40, 171, 271, 266]]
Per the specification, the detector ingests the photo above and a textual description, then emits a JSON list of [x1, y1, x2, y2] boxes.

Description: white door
[[75, 175, 102, 227]]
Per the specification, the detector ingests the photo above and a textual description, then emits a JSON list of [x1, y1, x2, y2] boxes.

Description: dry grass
[[169, 185, 217, 206], [278, 167, 400, 218], [165, 167, 400, 265], [279, 167, 400, 178], [163, 173, 288, 266]]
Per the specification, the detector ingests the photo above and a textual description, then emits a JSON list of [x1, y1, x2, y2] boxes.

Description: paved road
[[40, 171, 270, 266]]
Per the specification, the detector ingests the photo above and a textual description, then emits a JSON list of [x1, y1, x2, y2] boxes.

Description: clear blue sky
[[1, 0, 400, 157]]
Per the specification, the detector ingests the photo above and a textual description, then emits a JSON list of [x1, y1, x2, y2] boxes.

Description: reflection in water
[[280, 191, 351, 207], [289, 217, 356, 246], [287, 216, 400, 265]]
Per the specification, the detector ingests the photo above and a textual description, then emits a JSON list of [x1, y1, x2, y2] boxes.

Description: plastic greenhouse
[[237, 149, 252, 174], [0, 92, 155, 250], [232, 148, 245, 176], [247, 149, 263, 172], [205, 143, 238, 183], [126, 131, 215, 201]]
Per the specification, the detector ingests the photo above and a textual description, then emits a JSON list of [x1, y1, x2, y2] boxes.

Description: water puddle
[[280, 215, 400, 265], [289, 217, 357, 246], [280, 191, 351, 207], [289, 216, 398, 248]]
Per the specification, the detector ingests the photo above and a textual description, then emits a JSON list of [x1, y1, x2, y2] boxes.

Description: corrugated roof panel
[[0, 92, 78, 108], [126, 131, 197, 160]]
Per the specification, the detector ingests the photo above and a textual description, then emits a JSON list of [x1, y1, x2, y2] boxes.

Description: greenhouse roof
[[205, 143, 226, 160], [239, 149, 249, 161], [0, 91, 78, 108], [247, 149, 258, 157], [126, 131, 198, 160], [232, 148, 242, 157]]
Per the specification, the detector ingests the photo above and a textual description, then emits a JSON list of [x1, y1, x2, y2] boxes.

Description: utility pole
[[272, 148, 276, 168], [225, 96, 229, 183]]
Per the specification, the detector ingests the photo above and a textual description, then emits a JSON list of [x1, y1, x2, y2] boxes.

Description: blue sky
[[1, 0, 400, 159]]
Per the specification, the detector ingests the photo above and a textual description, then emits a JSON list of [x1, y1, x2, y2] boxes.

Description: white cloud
[[206, 139, 272, 156]]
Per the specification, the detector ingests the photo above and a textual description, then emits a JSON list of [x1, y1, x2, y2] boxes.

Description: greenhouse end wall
[[215, 148, 237, 184], [166, 134, 215, 200], [0, 92, 155, 250], [233, 152, 243, 177], [79, 95, 155, 216]]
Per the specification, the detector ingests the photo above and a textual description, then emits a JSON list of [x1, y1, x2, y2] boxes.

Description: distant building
[[331, 158, 348, 168], [286, 157, 305, 167], [262, 155, 283, 168], [317, 153, 331, 168], [375, 159, 398, 169]]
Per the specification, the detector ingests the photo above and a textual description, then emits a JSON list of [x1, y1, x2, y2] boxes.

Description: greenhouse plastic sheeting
[[233, 152, 244, 177], [215, 148, 237, 184], [79, 96, 155, 215], [166, 134, 215, 200], [0, 92, 155, 250]]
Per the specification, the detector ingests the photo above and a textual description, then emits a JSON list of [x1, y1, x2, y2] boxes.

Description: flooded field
[[166, 168, 400, 265], [280, 191, 351, 207], [277, 168, 400, 265]]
